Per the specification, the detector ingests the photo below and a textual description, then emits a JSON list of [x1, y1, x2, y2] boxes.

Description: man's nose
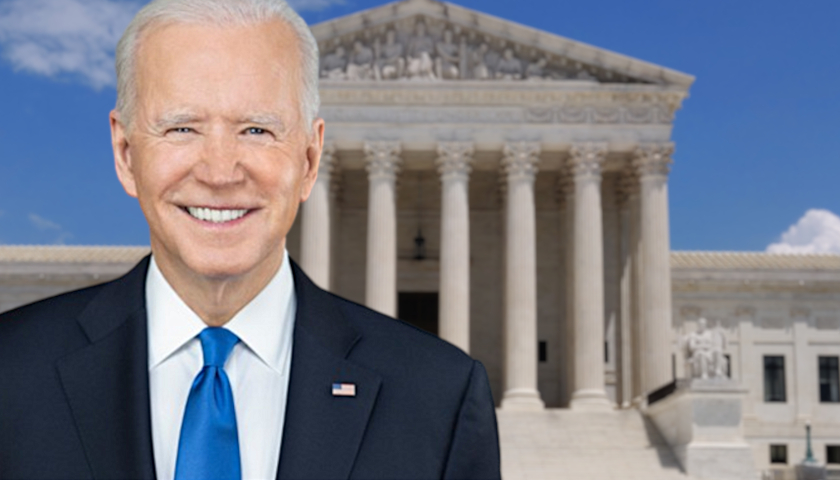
[[193, 133, 246, 187]]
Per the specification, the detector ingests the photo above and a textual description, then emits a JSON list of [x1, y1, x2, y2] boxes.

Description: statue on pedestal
[[685, 318, 728, 380]]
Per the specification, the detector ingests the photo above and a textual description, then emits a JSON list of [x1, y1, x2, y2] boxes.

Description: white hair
[[115, 0, 320, 132]]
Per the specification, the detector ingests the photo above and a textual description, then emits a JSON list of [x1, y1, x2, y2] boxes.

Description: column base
[[570, 388, 613, 411], [501, 388, 545, 411]]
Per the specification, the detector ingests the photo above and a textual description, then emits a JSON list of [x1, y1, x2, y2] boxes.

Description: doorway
[[397, 292, 439, 336]]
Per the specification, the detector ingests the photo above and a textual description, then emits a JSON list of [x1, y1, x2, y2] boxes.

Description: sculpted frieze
[[318, 16, 646, 84]]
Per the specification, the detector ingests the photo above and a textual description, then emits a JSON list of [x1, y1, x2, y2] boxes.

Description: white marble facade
[[300, 0, 694, 413], [1, 1, 838, 477]]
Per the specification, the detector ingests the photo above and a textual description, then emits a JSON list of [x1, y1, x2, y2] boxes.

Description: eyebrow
[[152, 112, 287, 133], [239, 114, 286, 132], [153, 112, 202, 130]]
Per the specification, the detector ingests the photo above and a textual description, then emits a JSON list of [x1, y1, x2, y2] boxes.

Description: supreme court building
[[2, 1, 839, 478], [291, 0, 693, 411]]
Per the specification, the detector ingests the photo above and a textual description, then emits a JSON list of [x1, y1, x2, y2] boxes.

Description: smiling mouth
[[185, 206, 251, 224]]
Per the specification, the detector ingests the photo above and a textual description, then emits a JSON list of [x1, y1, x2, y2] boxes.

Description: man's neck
[[151, 252, 285, 327]]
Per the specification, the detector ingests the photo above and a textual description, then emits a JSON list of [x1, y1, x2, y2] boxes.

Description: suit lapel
[[277, 262, 382, 480], [57, 257, 156, 480]]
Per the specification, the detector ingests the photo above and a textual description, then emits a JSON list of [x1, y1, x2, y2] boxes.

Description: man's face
[[111, 20, 323, 281]]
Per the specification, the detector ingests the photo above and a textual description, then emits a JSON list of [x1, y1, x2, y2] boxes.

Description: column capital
[[633, 142, 674, 179], [364, 141, 402, 182], [568, 142, 607, 180], [501, 142, 541, 183], [319, 142, 337, 176], [436, 142, 474, 182]]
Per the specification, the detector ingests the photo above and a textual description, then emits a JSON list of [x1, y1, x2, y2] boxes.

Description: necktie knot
[[199, 327, 239, 368]]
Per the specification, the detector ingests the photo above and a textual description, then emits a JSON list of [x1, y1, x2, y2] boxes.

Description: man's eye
[[246, 127, 267, 135], [169, 127, 193, 134]]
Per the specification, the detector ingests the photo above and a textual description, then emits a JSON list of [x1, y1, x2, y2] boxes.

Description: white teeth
[[186, 207, 249, 223]]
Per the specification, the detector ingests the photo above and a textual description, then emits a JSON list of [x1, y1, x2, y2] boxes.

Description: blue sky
[[0, 0, 839, 252]]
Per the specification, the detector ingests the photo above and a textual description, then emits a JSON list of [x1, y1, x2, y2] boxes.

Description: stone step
[[498, 409, 696, 480]]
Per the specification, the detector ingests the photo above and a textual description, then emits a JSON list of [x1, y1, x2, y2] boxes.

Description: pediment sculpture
[[318, 16, 640, 83]]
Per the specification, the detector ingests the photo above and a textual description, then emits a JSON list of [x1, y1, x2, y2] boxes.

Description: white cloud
[[29, 213, 62, 231], [0, 0, 141, 89], [29, 213, 74, 244], [767, 209, 840, 254], [287, 0, 346, 12]]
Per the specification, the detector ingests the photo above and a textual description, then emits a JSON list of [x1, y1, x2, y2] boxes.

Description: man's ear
[[300, 117, 326, 203], [110, 110, 138, 198]]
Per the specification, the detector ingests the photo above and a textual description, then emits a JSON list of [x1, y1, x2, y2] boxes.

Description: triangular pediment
[[311, 0, 693, 87]]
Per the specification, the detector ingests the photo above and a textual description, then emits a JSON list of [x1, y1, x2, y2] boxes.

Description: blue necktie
[[174, 327, 242, 480]]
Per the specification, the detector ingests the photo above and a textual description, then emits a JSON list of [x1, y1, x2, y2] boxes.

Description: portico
[[289, 0, 693, 409]]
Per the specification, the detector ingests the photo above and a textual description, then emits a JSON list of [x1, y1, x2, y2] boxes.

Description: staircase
[[498, 408, 694, 480]]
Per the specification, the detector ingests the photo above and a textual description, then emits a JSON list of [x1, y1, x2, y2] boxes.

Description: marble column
[[364, 141, 402, 317], [616, 169, 640, 407], [300, 143, 336, 290], [634, 143, 675, 395], [568, 143, 611, 410], [556, 170, 575, 407], [500, 142, 544, 411], [437, 142, 474, 353]]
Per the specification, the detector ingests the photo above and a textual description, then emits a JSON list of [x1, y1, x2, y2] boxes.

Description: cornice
[[671, 251, 840, 271], [0, 246, 149, 264]]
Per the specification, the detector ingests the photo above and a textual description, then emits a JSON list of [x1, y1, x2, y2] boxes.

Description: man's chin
[[181, 254, 265, 281]]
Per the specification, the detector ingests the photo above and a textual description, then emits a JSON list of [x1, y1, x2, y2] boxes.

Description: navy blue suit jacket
[[0, 257, 501, 479]]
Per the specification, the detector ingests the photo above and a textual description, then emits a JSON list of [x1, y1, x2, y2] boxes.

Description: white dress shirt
[[147, 252, 296, 480]]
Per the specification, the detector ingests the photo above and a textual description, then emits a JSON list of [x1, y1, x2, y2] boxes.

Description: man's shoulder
[[325, 292, 477, 384], [0, 282, 107, 363], [0, 255, 148, 363]]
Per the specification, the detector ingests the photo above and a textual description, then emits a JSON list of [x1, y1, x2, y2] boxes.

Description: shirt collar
[[146, 251, 296, 375]]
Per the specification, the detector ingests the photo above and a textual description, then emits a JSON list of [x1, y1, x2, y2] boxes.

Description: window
[[819, 356, 840, 403], [770, 444, 788, 464], [764, 356, 786, 402], [827, 445, 840, 465], [539, 341, 547, 363]]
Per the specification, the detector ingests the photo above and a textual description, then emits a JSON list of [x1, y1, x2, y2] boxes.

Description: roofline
[[309, 0, 695, 89]]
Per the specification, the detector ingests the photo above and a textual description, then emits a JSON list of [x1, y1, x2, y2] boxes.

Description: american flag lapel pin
[[332, 382, 356, 397]]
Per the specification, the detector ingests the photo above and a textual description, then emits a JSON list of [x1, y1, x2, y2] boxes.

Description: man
[[0, 0, 501, 478]]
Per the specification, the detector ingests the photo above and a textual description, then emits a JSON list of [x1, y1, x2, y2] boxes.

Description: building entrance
[[398, 292, 439, 336]]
